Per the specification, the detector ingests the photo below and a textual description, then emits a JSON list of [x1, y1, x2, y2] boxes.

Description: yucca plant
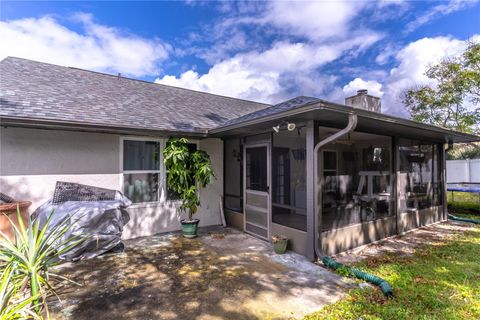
[[0, 208, 85, 318], [0, 264, 39, 320]]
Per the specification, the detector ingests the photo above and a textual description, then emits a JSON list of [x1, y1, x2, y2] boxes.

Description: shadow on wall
[[0, 176, 39, 206], [123, 202, 183, 239], [0, 174, 121, 211]]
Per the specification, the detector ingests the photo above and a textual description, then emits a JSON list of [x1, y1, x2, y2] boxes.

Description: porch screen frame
[[223, 137, 244, 213], [243, 142, 272, 240]]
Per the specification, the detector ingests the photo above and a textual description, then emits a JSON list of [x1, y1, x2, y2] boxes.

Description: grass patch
[[304, 226, 480, 320], [447, 191, 480, 215]]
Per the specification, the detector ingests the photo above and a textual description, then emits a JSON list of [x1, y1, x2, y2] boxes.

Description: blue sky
[[1, 1, 479, 117]]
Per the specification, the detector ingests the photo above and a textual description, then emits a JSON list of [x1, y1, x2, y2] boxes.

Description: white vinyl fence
[[446, 159, 480, 183]]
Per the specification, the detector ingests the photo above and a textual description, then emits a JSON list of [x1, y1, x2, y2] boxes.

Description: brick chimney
[[345, 89, 381, 113]]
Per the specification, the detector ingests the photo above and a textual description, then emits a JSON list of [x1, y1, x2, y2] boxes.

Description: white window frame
[[119, 137, 200, 207], [120, 136, 164, 207]]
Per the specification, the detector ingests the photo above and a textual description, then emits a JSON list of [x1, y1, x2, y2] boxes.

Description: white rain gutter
[[313, 113, 358, 259]]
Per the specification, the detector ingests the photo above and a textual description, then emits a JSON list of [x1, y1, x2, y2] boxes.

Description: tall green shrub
[[163, 138, 215, 221]]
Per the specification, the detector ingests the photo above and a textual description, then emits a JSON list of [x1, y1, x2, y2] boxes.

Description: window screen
[[122, 140, 161, 204]]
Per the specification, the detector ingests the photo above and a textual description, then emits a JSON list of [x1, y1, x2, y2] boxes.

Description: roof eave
[[0, 116, 209, 138], [209, 101, 325, 134], [209, 101, 480, 143]]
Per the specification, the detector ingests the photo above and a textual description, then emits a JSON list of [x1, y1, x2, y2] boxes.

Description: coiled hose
[[322, 256, 394, 298], [448, 214, 480, 224]]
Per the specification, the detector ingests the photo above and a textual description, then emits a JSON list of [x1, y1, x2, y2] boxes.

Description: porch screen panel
[[245, 223, 268, 238], [224, 138, 243, 212], [319, 129, 393, 231], [272, 129, 307, 231], [399, 140, 442, 212], [245, 206, 268, 226], [246, 147, 268, 192]]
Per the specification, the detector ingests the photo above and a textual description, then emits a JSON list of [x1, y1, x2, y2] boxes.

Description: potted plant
[[272, 234, 289, 254], [163, 138, 215, 238]]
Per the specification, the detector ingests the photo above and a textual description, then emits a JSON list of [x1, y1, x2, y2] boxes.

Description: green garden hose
[[322, 256, 394, 298], [448, 214, 480, 224]]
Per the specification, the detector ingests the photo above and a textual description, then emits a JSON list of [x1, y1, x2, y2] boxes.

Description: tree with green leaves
[[163, 138, 215, 221], [402, 42, 480, 159], [403, 42, 480, 133]]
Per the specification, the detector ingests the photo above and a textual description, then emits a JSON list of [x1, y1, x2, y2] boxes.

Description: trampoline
[[447, 182, 480, 211]]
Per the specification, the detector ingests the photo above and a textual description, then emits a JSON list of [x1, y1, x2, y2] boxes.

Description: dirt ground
[[48, 227, 349, 320], [333, 221, 478, 265]]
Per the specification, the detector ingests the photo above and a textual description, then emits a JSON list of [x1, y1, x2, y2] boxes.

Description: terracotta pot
[[0, 201, 32, 242]]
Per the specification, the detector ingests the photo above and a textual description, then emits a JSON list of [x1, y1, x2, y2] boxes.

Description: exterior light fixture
[[272, 121, 296, 133]]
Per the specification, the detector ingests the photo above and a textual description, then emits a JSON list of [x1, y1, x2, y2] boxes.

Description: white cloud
[[382, 35, 475, 116], [377, 0, 407, 8], [0, 14, 170, 77], [405, 0, 479, 33], [156, 34, 382, 103], [157, 0, 384, 104], [148, 0, 399, 109], [343, 78, 384, 98], [262, 1, 366, 41], [375, 43, 398, 65]]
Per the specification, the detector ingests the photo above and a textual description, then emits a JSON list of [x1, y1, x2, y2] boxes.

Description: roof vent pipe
[[313, 113, 358, 259]]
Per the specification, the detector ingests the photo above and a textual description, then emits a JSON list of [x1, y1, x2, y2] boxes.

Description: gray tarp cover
[[32, 194, 131, 261]]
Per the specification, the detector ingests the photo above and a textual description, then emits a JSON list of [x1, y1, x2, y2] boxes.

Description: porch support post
[[393, 137, 401, 234], [305, 120, 318, 261], [441, 142, 448, 221]]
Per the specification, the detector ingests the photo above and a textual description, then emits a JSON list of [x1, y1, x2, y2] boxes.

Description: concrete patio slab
[[49, 227, 350, 320]]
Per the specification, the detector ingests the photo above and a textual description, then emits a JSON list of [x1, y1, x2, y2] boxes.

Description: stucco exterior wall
[[0, 127, 121, 209], [0, 127, 223, 239]]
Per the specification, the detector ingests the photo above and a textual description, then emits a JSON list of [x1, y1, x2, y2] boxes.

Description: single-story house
[[1, 57, 479, 260]]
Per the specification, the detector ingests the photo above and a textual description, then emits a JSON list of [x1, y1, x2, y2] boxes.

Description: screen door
[[244, 144, 270, 240]]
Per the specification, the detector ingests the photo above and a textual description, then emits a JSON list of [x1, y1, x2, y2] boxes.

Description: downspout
[[313, 113, 358, 259]]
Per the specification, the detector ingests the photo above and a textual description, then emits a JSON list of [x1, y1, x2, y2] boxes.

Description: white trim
[[245, 189, 268, 197], [123, 170, 162, 174], [245, 204, 269, 214]]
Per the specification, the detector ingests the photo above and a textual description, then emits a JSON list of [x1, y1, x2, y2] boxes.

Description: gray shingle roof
[[221, 96, 320, 126], [0, 57, 270, 133]]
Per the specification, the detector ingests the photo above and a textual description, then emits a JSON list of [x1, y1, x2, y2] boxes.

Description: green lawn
[[447, 191, 480, 215], [304, 225, 480, 320]]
